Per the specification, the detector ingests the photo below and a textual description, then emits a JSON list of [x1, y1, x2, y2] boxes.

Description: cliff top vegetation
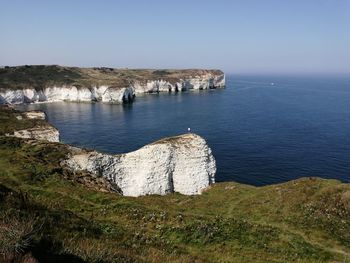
[[0, 65, 224, 90]]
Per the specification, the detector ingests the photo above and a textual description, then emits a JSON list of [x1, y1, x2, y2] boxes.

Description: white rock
[[12, 125, 60, 142], [102, 87, 134, 103], [63, 133, 216, 197], [0, 85, 136, 104], [23, 89, 40, 102], [0, 73, 225, 105], [131, 73, 225, 94], [24, 111, 46, 120], [0, 89, 25, 104]]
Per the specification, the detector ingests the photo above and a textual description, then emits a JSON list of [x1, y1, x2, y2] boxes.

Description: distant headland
[[0, 65, 225, 104]]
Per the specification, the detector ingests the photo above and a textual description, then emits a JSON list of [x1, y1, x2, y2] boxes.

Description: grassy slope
[[0, 65, 224, 90], [0, 108, 349, 263]]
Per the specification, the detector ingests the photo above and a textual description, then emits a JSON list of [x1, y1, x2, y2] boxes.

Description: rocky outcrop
[[0, 67, 225, 104], [12, 126, 60, 142], [63, 133, 216, 197], [132, 73, 225, 94], [0, 86, 135, 104], [6, 110, 60, 142], [23, 111, 46, 120]]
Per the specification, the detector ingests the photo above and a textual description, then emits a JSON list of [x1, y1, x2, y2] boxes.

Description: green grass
[[0, 108, 349, 262]]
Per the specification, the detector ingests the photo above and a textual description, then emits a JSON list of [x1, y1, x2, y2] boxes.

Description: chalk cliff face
[[0, 67, 225, 104], [63, 134, 216, 197], [131, 73, 225, 94], [0, 86, 135, 104]]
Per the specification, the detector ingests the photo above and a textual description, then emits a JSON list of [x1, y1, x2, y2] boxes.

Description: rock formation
[[0, 66, 225, 104], [12, 126, 60, 142], [0, 86, 135, 104], [6, 108, 216, 196], [6, 110, 60, 142], [63, 134, 216, 197], [131, 73, 225, 94], [23, 110, 46, 119]]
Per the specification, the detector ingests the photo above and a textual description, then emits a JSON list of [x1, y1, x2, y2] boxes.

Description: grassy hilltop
[[0, 106, 349, 263], [0, 65, 224, 90]]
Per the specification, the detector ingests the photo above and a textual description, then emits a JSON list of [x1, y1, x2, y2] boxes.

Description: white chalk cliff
[[132, 73, 225, 94], [0, 73, 225, 104], [63, 134, 216, 197], [0, 86, 134, 104]]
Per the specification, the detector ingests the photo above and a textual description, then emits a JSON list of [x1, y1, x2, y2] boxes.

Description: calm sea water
[[18, 75, 350, 186]]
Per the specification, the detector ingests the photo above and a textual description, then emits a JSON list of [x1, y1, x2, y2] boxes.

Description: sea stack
[[63, 133, 216, 196]]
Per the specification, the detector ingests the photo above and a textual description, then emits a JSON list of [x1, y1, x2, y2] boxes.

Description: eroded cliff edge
[[0, 65, 225, 104], [63, 133, 216, 196], [1, 106, 216, 196]]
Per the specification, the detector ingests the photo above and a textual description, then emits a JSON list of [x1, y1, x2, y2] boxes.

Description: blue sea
[[18, 75, 350, 186]]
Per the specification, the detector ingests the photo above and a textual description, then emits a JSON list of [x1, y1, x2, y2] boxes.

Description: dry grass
[[0, 212, 41, 260], [0, 65, 224, 90]]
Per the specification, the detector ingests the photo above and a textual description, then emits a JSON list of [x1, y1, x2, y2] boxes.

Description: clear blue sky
[[1, 0, 349, 74]]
